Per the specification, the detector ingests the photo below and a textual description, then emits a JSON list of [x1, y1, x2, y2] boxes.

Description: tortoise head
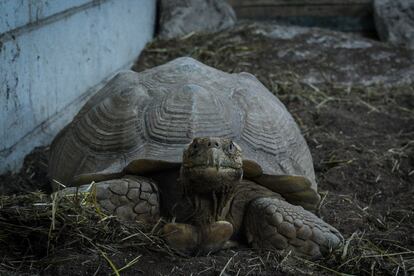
[[180, 137, 243, 194]]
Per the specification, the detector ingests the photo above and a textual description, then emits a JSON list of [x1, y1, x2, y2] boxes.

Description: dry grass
[[1, 192, 412, 275], [0, 190, 172, 275]]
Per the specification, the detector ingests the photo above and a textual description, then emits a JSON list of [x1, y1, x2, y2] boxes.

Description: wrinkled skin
[[163, 137, 244, 254]]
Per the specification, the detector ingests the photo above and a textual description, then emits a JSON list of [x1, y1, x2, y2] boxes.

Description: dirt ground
[[1, 24, 413, 275]]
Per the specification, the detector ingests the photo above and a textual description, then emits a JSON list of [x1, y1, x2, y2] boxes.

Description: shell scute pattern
[[73, 86, 148, 153], [233, 88, 290, 156], [144, 84, 235, 145], [49, 57, 314, 190]]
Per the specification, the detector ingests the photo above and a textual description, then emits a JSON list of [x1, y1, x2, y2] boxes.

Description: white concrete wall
[[0, 0, 156, 173]]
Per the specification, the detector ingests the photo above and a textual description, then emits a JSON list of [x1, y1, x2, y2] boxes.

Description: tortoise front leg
[[95, 175, 159, 223], [244, 197, 343, 259], [60, 175, 160, 223]]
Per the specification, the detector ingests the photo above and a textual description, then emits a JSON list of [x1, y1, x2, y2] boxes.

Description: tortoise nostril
[[207, 141, 220, 148]]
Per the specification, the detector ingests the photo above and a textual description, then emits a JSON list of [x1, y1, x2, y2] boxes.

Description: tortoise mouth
[[183, 163, 242, 170], [181, 165, 243, 194], [183, 166, 242, 179]]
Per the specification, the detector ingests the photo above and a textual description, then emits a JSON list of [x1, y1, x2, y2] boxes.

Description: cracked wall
[[0, 0, 156, 173]]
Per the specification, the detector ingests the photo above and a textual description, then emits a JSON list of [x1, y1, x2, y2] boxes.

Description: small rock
[[158, 0, 236, 39], [374, 0, 414, 49]]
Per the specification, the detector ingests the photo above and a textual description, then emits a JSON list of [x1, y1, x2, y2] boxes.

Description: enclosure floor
[[1, 24, 413, 275]]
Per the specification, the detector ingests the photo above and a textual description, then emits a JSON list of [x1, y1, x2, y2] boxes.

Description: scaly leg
[[58, 175, 160, 223], [244, 197, 343, 259]]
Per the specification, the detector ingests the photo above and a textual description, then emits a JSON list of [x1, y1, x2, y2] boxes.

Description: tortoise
[[49, 57, 343, 258]]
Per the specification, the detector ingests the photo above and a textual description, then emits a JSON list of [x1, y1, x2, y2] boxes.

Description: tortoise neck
[[182, 186, 236, 226]]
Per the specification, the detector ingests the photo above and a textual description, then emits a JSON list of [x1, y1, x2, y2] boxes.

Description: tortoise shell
[[49, 57, 319, 208]]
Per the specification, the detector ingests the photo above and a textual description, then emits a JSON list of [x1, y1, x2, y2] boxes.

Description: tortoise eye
[[228, 142, 235, 152], [192, 143, 198, 149]]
